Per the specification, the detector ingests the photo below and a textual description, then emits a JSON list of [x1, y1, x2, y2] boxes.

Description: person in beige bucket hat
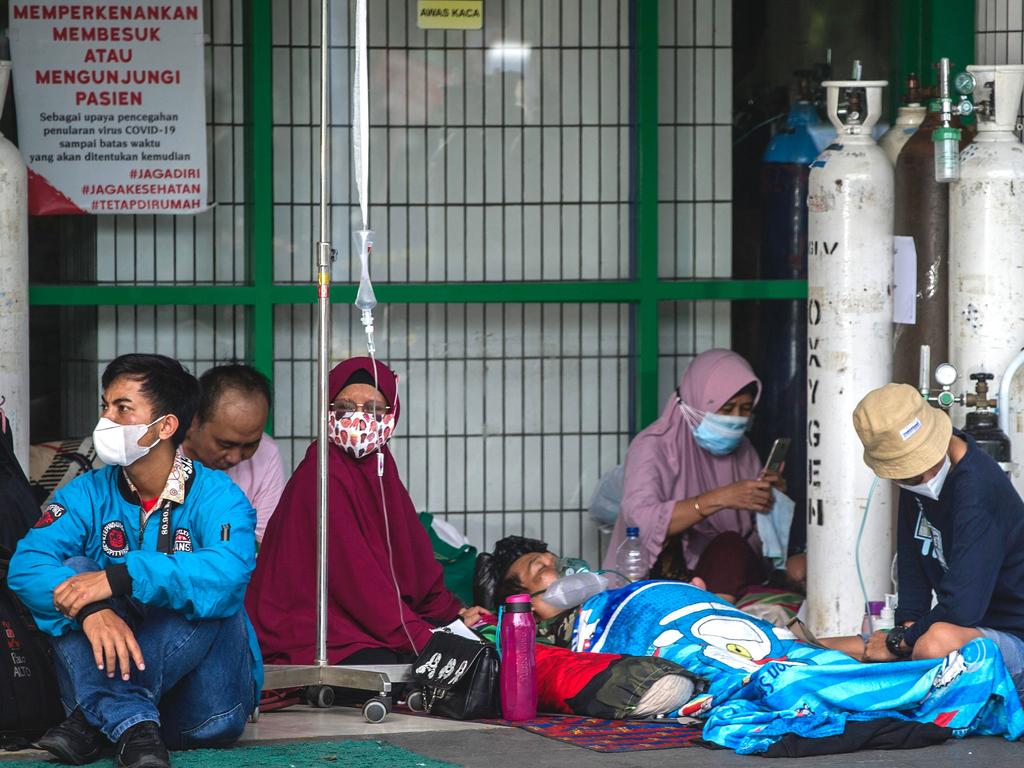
[[849, 383, 1024, 700], [853, 383, 953, 483]]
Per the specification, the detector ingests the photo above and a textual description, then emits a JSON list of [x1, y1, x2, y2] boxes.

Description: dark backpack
[[0, 555, 63, 746], [0, 418, 63, 746], [0, 418, 40, 552]]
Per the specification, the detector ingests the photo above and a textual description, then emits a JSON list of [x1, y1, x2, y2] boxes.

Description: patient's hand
[[863, 630, 897, 662], [458, 605, 491, 627]]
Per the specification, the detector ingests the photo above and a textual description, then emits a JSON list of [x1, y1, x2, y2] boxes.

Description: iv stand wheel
[[362, 696, 390, 723], [306, 685, 335, 709], [405, 689, 426, 713]]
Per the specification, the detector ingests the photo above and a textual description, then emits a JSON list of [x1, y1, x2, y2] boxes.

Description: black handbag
[[411, 629, 500, 720]]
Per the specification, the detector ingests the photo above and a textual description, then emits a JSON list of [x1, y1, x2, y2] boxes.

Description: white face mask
[[93, 416, 166, 467], [897, 455, 951, 501]]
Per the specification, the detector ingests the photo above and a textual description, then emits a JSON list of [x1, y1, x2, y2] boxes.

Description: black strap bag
[[0, 555, 63, 747], [411, 629, 499, 720]]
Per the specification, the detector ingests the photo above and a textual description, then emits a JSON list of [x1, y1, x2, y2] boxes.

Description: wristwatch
[[886, 625, 912, 658]]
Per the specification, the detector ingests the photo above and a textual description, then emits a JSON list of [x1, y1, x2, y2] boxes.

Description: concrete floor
[[385, 726, 1024, 768], [2, 705, 1022, 766]]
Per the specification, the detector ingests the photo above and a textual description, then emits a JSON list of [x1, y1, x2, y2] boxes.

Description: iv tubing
[[353, 0, 369, 229], [350, 0, 414, 654], [855, 475, 879, 634], [372, 349, 419, 655]]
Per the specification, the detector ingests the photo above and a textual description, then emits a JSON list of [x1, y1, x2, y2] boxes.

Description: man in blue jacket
[[852, 383, 1024, 701], [9, 354, 263, 768]]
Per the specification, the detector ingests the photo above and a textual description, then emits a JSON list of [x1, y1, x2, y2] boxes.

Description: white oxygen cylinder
[[878, 103, 927, 165], [806, 79, 894, 636], [949, 65, 1024, 488], [0, 60, 29, 470]]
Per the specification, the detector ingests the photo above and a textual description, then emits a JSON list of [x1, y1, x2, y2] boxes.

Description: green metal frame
[[29, 0, 970, 432], [892, 0, 976, 112]]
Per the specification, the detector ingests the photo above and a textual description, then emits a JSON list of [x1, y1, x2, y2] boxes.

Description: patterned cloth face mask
[[328, 410, 396, 459]]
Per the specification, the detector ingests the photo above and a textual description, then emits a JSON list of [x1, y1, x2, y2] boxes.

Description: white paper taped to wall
[[892, 236, 917, 325]]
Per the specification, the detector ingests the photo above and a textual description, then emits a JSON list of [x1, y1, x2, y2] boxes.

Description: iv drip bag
[[354, 229, 376, 312]]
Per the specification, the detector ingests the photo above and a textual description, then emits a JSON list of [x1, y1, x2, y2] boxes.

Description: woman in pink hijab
[[603, 349, 788, 600]]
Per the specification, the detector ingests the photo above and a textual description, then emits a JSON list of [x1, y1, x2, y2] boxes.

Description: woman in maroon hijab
[[246, 357, 476, 667]]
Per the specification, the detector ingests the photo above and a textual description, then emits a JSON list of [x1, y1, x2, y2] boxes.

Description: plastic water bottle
[[861, 601, 884, 635], [616, 526, 648, 581], [540, 572, 608, 610], [500, 594, 537, 721]]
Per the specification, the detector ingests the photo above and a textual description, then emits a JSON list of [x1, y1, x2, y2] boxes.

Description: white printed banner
[[8, 0, 208, 215]]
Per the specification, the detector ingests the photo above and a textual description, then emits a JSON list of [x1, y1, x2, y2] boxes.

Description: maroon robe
[[245, 357, 462, 664]]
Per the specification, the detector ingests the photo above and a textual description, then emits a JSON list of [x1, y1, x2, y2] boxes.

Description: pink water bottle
[[500, 594, 537, 721]]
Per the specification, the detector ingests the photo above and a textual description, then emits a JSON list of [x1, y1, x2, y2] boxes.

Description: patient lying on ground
[[474, 535, 1024, 754]]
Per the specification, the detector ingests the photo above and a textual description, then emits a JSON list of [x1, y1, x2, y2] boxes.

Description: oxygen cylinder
[[756, 100, 820, 550], [892, 100, 968, 388], [0, 60, 29, 469], [806, 79, 894, 636], [949, 64, 1024, 492], [878, 104, 927, 165], [878, 75, 927, 165]]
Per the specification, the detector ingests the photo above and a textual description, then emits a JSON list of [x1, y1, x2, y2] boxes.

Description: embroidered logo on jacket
[[33, 503, 66, 528], [173, 528, 193, 553], [102, 520, 129, 558]]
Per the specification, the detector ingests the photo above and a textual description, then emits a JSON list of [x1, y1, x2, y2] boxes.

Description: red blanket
[[535, 643, 692, 718]]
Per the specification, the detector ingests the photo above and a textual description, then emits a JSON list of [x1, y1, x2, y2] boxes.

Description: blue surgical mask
[[897, 455, 951, 501], [757, 489, 795, 565], [692, 412, 749, 456]]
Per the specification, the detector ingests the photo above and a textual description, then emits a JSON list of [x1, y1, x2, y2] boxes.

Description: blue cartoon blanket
[[571, 581, 1024, 754]]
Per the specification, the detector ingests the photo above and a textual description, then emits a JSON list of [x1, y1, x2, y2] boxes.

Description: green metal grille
[[25, 0, 823, 560]]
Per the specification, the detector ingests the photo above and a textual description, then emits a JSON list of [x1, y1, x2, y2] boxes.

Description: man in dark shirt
[[852, 383, 1024, 699]]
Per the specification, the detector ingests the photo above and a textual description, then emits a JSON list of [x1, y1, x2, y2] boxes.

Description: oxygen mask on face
[[535, 571, 609, 611], [529, 556, 631, 611], [555, 557, 591, 576]]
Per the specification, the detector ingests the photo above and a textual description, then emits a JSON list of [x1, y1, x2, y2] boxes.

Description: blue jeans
[[51, 557, 255, 748], [978, 626, 1024, 702]]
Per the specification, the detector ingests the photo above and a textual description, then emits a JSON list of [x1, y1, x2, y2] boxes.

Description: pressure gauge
[[954, 71, 976, 95], [935, 363, 958, 387]]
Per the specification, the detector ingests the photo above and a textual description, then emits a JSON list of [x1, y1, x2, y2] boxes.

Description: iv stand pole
[[258, 0, 409, 722], [313, 0, 332, 671]]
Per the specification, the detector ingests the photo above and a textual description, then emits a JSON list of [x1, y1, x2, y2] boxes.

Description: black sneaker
[[36, 708, 106, 765], [114, 721, 169, 768]]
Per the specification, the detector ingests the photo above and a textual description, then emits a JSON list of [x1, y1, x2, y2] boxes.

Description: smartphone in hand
[[761, 437, 791, 477]]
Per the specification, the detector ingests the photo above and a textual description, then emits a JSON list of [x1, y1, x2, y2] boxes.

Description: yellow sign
[[416, 0, 483, 30]]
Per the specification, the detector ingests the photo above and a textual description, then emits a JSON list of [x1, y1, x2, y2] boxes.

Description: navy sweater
[[896, 431, 1024, 645]]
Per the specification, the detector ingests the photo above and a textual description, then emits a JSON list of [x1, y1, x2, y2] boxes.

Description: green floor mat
[[7, 740, 459, 768]]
